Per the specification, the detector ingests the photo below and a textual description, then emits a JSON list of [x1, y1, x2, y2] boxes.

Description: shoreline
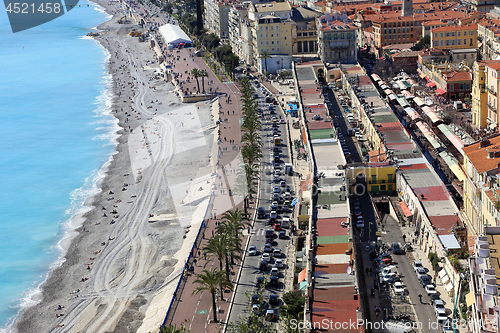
[[12, 2, 217, 332]]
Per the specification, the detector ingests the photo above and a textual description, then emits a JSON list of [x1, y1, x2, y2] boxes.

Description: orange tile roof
[[478, 60, 500, 67], [431, 23, 478, 32], [462, 136, 500, 174], [486, 62, 500, 71], [442, 71, 471, 82]]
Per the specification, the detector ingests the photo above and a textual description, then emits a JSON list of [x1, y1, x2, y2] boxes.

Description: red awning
[[399, 201, 413, 217], [426, 82, 436, 88], [298, 268, 307, 283], [435, 88, 446, 95]]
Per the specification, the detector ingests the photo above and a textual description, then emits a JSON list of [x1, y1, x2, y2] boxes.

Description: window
[[277, 48, 279, 52], [277, 33, 279, 37], [434, 41, 439, 46], [464, 39, 466, 44], [452, 32, 455, 37], [470, 38, 473, 46], [284, 37, 286, 40], [446, 32, 449, 37], [441, 40, 443, 46], [266, 34, 268, 37], [297, 32, 302, 37], [261, 42, 263, 45], [411, 34, 413, 38], [446, 40, 449, 45], [470, 31, 474, 35], [271, 41, 274, 44], [277, 41, 279, 44], [458, 39, 461, 45], [266, 41, 268, 44], [271, 34, 273, 37], [441, 33, 443, 37], [458, 31, 461, 36], [260, 34, 263, 37]]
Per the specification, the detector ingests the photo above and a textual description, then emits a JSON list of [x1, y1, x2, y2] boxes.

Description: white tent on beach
[[158, 24, 193, 49]]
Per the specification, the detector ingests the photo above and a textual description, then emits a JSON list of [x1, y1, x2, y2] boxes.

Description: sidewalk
[[167, 49, 253, 333]]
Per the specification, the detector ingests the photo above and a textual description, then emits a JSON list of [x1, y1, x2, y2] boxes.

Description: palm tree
[[199, 69, 209, 93], [192, 268, 233, 323], [203, 234, 228, 273], [191, 68, 201, 93], [159, 321, 190, 333], [259, 51, 271, 76]]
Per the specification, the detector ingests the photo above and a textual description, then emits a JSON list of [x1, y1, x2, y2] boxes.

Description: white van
[[380, 265, 397, 276], [281, 217, 290, 228]]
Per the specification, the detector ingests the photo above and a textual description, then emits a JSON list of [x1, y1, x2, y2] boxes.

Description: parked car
[[425, 284, 438, 296], [269, 276, 279, 287], [420, 274, 432, 287], [273, 248, 281, 258], [279, 230, 287, 239], [393, 282, 405, 295], [415, 267, 426, 278], [265, 309, 276, 321], [263, 244, 273, 253], [270, 267, 279, 277], [275, 259, 284, 268], [256, 276, 265, 286], [248, 245, 257, 256], [391, 242, 404, 255], [257, 207, 266, 219], [261, 253, 271, 262], [269, 294, 279, 306], [412, 261, 424, 272], [382, 273, 397, 283], [259, 261, 268, 271]]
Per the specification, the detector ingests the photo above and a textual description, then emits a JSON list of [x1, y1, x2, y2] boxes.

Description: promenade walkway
[[166, 48, 254, 333]]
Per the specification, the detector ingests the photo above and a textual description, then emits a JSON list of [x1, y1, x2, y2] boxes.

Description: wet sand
[[13, 2, 217, 333]]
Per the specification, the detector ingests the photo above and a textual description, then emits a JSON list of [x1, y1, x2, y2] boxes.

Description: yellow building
[[431, 24, 478, 50], [462, 136, 500, 236], [472, 61, 488, 128], [346, 166, 396, 194]]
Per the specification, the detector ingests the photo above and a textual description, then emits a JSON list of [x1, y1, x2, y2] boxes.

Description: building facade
[[430, 24, 478, 50], [462, 136, 500, 236], [204, 0, 232, 39], [317, 19, 357, 63], [472, 61, 489, 129], [228, 4, 249, 61], [290, 6, 322, 56]]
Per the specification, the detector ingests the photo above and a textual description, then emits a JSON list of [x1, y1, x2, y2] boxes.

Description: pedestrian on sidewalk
[[419, 293, 423, 303], [194, 259, 197, 266]]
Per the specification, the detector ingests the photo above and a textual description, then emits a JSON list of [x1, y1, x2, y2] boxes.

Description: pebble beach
[[13, 2, 218, 332]]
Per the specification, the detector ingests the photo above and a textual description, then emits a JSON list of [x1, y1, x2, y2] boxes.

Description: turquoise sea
[[0, 3, 117, 330]]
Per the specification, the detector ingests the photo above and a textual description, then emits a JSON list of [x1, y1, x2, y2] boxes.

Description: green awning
[[310, 128, 335, 140], [317, 235, 350, 244]]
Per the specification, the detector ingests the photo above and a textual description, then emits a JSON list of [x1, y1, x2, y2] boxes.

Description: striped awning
[[298, 268, 307, 283]]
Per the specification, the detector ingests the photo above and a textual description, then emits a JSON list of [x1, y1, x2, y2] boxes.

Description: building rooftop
[[431, 23, 478, 33], [462, 136, 500, 174], [291, 6, 322, 22], [250, 1, 291, 13]]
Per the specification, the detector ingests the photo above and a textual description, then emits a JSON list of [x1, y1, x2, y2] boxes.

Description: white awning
[[439, 235, 461, 250], [442, 274, 450, 285], [438, 269, 447, 278], [445, 282, 454, 292]]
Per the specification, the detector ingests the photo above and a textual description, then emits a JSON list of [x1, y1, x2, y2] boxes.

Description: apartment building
[[430, 24, 478, 50], [462, 0, 500, 13], [478, 19, 500, 61], [248, 2, 293, 74], [469, 233, 500, 333], [368, 9, 479, 49], [472, 61, 490, 129], [317, 18, 357, 64], [290, 6, 322, 56], [204, 0, 231, 39], [462, 136, 500, 236], [228, 4, 249, 61]]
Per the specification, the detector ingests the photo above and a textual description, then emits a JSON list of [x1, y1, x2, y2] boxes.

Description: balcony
[[329, 40, 350, 49], [296, 33, 317, 39], [486, 86, 497, 96], [486, 102, 497, 112]]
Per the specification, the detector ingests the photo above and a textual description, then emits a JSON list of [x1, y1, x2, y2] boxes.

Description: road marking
[[198, 310, 207, 314]]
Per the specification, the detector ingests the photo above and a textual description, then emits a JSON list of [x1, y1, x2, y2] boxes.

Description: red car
[[273, 223, 282, 231]]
